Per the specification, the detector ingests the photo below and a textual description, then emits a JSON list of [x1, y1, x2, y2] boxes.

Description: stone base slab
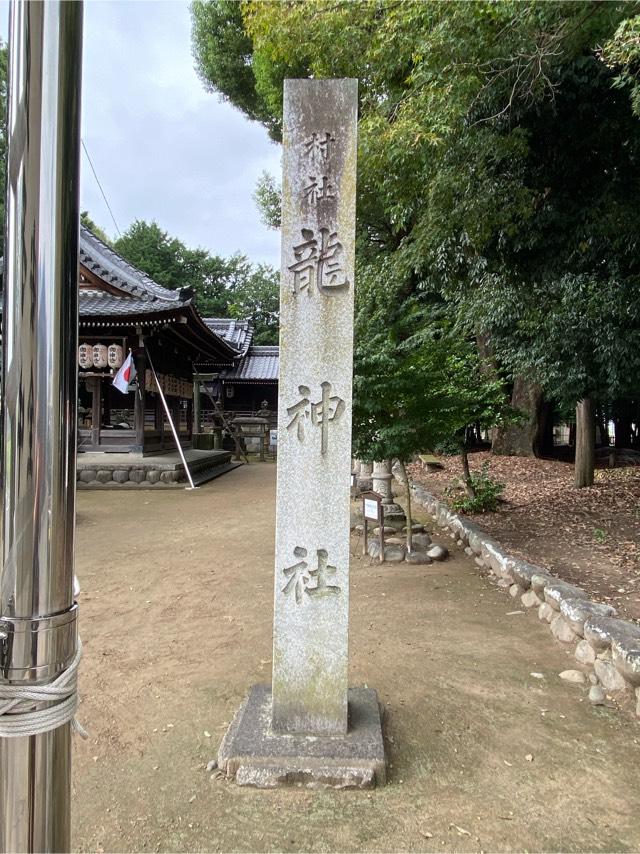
[[76, 449, 239, 488], [218, 684, 386, 789]]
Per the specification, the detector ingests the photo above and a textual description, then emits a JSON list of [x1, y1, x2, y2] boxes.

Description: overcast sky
[[0, 0, 282, 267]]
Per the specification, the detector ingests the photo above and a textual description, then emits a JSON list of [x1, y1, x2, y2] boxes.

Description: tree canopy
[[112, 219, 280, 343], [81, 211, 111, 245], [192, 0, 640, 479]]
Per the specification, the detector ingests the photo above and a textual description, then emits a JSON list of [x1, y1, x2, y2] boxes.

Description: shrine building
[[77, 225, 242, 456], [195, 318, 279, 434], [2, 226, 280, 486]]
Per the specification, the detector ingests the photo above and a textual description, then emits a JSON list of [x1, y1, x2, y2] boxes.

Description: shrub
[[445, 462, 505, 513], [433, 437, 461, 456]]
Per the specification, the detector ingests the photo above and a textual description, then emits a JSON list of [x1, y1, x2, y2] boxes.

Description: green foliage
[[81, 211, 111, 245], [191, 1, 640, 451], [226, 260, 280, 344], [113, 219, 279, 343], [434, 437, 465, 457], [253, 170, 281, 229], [352, 259, 509, 463], [593, 527, 607, 544], [114, 220, 207, 291], [191, 0, 284, 139], [600, 14, 640, 116], [445, 462, 505, 514]]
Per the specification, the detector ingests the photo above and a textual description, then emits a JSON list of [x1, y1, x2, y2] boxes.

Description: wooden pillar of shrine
[[134, 336, 147, 453], [90, 377, 101, 448]]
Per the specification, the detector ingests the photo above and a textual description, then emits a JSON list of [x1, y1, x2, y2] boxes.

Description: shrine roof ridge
[[79, 225, 193, 306], [227, 345, 279, 382], [202, 317, 253, 356], [78, 292, 185, 317]]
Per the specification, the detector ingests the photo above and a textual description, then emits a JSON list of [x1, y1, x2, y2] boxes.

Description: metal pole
[[1, 2, 83, 851], [146, 354, 197, 490]]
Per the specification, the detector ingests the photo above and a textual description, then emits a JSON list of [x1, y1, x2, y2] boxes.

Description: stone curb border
[[407, 478, 640, 720]]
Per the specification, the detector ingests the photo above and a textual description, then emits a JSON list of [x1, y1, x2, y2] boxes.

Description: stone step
[[192, 461, 243, 486]]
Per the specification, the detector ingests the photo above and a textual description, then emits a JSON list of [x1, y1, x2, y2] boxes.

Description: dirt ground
[[409, 452, 640, 622], [73, 463, 640, 853]]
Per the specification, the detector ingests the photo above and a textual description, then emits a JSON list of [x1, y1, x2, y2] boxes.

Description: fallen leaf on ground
[[409, 454, 640, 622]]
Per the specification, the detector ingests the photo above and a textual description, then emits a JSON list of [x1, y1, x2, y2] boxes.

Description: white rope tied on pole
[[0, 638, 87, 739]]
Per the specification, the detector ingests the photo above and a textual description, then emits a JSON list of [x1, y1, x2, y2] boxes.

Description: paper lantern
[[78, 343, 92, 369], [92, 344, 108, 369], [108, 344, 123, 369]]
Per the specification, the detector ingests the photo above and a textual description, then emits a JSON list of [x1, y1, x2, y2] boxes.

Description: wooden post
[[193, 377, 201, 435], [362, 491, 383, 561], [173, 395, 181, 450], [134, 343, 146, 453], [103, 379, 111, 427], [91, 376, 101, 448], [156, 391, 164, 448]]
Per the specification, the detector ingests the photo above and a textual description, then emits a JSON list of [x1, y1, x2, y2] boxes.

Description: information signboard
[[360, 490, 384, 564]]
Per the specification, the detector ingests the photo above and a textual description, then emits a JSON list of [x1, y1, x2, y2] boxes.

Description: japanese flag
[[112, 351, 136, 394]]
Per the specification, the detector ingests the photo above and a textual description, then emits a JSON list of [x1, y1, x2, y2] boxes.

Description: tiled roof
[[1, 230, 264, 364], [79, 225, 192, 307], [202, 317, 253, 355], [79, 291, 183, 317], [76, 230, 240, 359], [228, 345, 279, 381]]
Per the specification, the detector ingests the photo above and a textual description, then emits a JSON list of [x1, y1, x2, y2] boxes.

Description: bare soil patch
[[409, 451, 640, 621], [71, 463, 640, 852]]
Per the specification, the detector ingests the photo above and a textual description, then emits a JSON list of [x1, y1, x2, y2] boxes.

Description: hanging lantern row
[[145, 369, 193, 399], [78, 343, 124, 370]]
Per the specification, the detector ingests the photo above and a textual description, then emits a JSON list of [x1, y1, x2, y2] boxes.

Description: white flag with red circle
[[112, 351, 136, 394]]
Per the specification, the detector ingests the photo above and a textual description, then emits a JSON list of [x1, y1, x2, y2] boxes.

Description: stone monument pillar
[[218, 78, 385, 789], [271, 77, 358, 735]]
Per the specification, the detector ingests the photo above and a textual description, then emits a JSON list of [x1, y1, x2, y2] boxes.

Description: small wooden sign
[[361, 490, 384, 564]]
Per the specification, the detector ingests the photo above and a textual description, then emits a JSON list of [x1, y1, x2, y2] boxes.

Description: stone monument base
[[217, 684, 386, 789]]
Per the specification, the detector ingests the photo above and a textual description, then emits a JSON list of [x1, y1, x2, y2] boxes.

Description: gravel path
[[72, 463, 640, 852]]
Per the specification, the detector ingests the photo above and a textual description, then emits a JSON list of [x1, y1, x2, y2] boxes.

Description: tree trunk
[[459, 443, 476, 498], [538, 399, 555, 456], [398, 459, 412, 553], [614, 403, 632, 449], [596, 404, 609, 447], [575, 398, 595, 488], [492, 376, 545, 457]]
